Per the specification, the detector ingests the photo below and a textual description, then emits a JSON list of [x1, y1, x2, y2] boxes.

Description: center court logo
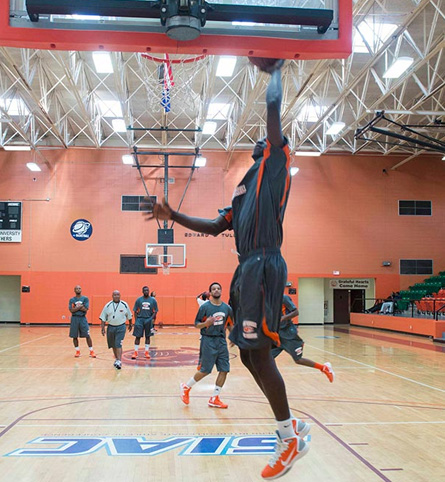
[[70, 219, 93, 241], [5, 435, 312, 457]]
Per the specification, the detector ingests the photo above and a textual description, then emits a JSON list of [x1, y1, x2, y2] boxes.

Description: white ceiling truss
[[0, 0, 444, 169]]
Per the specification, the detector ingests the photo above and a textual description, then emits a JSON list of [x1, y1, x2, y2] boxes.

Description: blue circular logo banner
[[70, 219, 93, 241]]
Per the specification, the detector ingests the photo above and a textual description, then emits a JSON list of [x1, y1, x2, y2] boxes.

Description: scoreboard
[[0, 201, 22, 242]]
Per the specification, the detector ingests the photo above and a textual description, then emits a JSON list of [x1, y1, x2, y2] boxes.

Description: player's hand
[[128, 323, 133, 332], [143, 197, 173, 221], [101, 327, 105, 336], [206, 316, 215, 327]]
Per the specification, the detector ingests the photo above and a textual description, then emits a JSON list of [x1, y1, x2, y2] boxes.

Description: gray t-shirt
[[69, 296, 89, 318], [133, 296, 158, 320], [195, 301, 234, 337]]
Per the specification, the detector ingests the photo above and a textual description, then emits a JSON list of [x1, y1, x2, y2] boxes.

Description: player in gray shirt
[[69, 285, 95, 358]]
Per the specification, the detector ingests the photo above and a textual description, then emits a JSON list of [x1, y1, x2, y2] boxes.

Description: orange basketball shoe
[[322, 362, 335, 383], [261, 432, 309, 480], [131, 351, 138, 359], [208, 396, 228, 409], [145, 351, 151, 359], [292, 418, 311, 438], [89, 350, 96, 358], [180, 383, 191, 405], [74, 350, 80, 358]]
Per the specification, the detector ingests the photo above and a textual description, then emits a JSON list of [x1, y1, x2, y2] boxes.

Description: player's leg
[[296, 358, 335, 382], [144, 320, 152, 358], [180, 337, 213, 405], [209, 340, 230, 408], [261, 255, 309, 478], [69, 319, 81, 357], [79, 318, 95, 358], [132, 319, 143, 359]]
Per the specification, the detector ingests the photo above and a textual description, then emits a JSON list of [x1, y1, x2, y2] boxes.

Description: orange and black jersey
[[195, 301, 234, 337], [280, 294, 298, 330], [218, 138, 291, 256]]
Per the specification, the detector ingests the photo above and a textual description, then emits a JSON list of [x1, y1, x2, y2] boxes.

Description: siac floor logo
[[4, 435, 313, 457]]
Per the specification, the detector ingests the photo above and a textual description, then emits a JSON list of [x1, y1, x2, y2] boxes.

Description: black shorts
[[69, 317, 89, 338], [229, 248, 286, 350], [133, 318, 153, 338], [199, 336, 230, 374], [107, 323, 126, 349], [271, 325, 304, 362]]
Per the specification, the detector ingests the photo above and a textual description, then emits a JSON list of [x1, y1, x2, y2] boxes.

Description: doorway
[[0, 275, 21, 322], [350, 289, 365, 313], [334, 289, 350, 324]]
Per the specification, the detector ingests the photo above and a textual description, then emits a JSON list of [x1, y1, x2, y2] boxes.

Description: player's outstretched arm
[[144, 197, 229, 236], [266, 68, 285, 148]]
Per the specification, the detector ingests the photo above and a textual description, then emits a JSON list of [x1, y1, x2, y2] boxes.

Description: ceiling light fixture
[[122, 154, 134, 165], [112, 119, 127, 132], [294, 151, 322, 157], [216, 56, 237, 77], [383, 57, 414, 79], [3, 145, 31, 151], [202, 122, 217, 135], [194, 157, 207, 167], [326, 121, 346, 135], [92, 51, 114, 74], [26, 162, 41, 171]]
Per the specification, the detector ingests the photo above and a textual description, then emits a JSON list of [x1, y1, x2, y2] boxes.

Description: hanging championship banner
[[0, 201, 22, 242]]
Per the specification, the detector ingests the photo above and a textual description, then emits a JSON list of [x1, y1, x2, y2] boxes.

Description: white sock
[[213, 386, 222, 397], [74, 347, 79, 351], [187, 377, 197, 388], [134, 345, 139, 351], [277, 417, 295, 440], [89, 346, 93, 352], [145, 344, 150, 351]]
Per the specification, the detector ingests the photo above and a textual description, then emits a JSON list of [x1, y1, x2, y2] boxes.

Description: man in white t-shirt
[[99, 290, 133, 369]]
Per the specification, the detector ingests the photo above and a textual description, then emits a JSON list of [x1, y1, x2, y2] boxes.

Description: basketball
[[248, 57, 284, 73]]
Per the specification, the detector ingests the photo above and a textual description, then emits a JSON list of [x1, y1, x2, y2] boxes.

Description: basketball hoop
[[162, 262, 171, 276], [137, 53, 208, 114]]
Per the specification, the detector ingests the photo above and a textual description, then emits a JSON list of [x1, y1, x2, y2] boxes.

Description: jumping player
[[132, 286, 158, 359], [180, 282, 233, 408], [69, 285, 96, 358], [272, 294, 334, 382], [148, 59, 309, 479]]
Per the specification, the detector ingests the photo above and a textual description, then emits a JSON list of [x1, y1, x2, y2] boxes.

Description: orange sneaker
[[89, 350, 96, 358], [208, 396, 228, 409], [74, 351, 80, 358], [292, 418, 310, 438], [322, 362, 335, 383], [180, 383, 191, 405], [131, 351, 138, 360], [261, 432, 309, 480], [145, 351, 151, 359]]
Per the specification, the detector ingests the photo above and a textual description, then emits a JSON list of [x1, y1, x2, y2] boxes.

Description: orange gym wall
[[1, 148, 444, 324]]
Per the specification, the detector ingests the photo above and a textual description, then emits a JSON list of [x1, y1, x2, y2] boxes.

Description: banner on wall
[[329, 279, 370, 289], [0, 201, 22, 242]]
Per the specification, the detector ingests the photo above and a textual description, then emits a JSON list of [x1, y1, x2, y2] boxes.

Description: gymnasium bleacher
[[398, 271, 445, 317]]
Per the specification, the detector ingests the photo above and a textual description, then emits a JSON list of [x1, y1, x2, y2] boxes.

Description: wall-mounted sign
[[70, 219, 93, 241], [329, 279, 371, 289], [0, 201, 22, 242]]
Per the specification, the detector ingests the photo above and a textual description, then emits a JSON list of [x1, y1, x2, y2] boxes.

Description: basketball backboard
[[3, 0, 352, 60], [145, 243, 186, 269]]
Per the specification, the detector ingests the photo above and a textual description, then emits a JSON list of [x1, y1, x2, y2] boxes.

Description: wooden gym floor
[[0, 324, 444, 482]]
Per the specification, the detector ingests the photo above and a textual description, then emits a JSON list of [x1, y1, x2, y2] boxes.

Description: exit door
[[334, 289, 350, 324]]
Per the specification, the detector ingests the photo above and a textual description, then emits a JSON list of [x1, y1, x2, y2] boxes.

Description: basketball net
[[162, 262, 171, 276]]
